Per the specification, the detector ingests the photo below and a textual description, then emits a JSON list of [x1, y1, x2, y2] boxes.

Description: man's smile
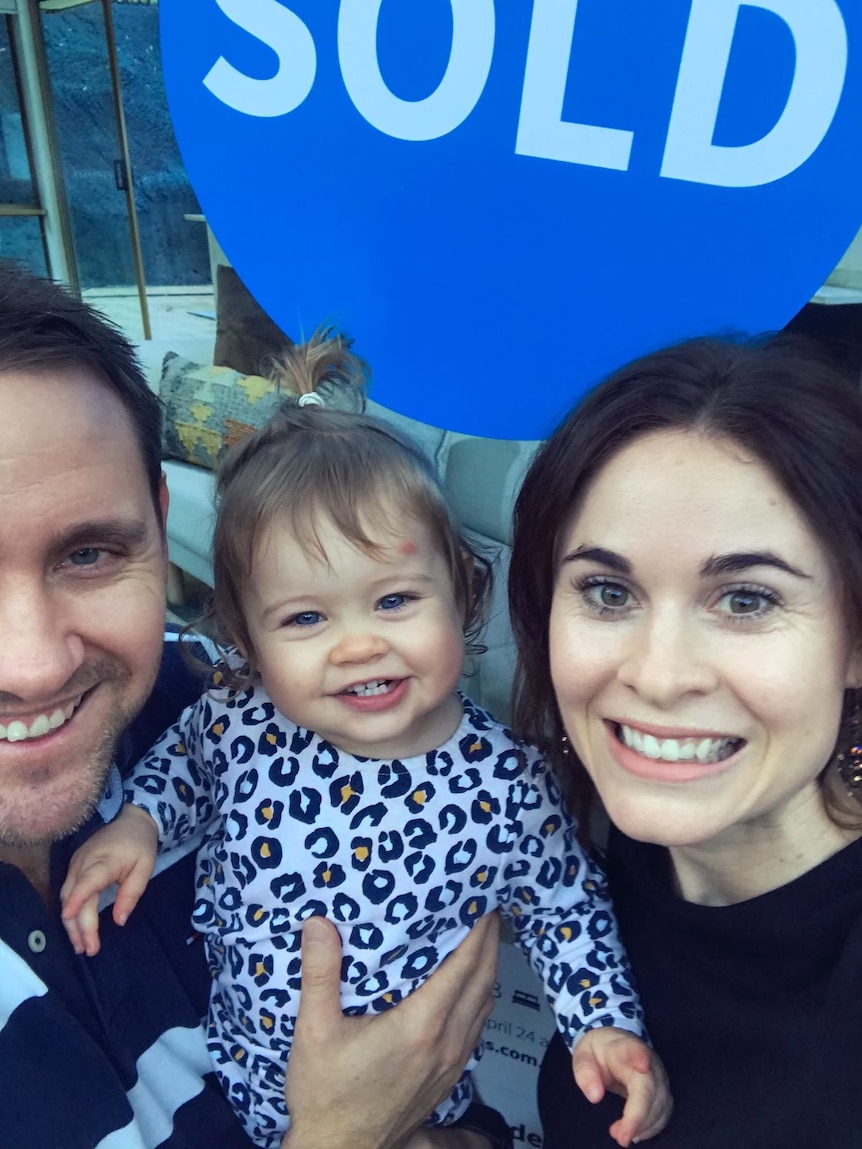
[[0, 694, 84, 743]]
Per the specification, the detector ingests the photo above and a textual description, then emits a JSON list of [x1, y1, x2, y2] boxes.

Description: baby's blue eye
[[290, 611, 322, 627], [379, 594, 407, 610]]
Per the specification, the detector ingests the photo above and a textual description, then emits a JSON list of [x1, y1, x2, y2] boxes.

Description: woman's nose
[[617, 613, 716, 706]]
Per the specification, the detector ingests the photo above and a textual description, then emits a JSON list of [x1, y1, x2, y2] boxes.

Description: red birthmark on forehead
[[399, 541, 417, 556]]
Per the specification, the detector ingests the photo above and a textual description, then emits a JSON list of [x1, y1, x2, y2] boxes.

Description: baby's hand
[[60, 804, 159, 957], [572, 1027, 672, 1147]]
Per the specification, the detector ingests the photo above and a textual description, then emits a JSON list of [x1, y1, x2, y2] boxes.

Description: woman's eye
[[720, 589, 776, 617], [583, 581, 631, 611], [728, 592, 760, 614], [378, 593, 408, 611]]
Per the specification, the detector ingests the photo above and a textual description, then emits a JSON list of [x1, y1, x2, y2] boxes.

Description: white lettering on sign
[[203, 0, 848, 188], [515, 0, 633, 171], [338, 0, 496, 142], [204, 0, 316, 119], [661, 0, 848, 187]]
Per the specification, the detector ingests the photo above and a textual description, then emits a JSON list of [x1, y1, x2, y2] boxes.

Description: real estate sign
[[161, 0, 862, 437]]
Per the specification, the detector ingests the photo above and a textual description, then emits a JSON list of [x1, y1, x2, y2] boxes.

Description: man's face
[[0, 365, 167, 847]]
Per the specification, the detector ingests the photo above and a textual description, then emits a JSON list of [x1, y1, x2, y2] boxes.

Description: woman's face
[[549, 429, 860, 847]]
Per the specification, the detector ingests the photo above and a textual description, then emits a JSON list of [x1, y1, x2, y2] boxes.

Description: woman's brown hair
[[509, 335, 862, 827]]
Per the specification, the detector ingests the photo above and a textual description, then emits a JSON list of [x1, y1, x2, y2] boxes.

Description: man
[[0, 264, 506, 1149]]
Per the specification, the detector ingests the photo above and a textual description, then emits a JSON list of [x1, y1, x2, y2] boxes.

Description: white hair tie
[[298, 392, 325, 407]]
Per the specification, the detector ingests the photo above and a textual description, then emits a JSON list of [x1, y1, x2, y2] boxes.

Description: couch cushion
[[444, 436, 539, 546], [163, 459, 216, 586], [366, 399, 449, 478], [458, 535, 517, 724], [160, 353, 285, 470], [137, 338, 215, 392]]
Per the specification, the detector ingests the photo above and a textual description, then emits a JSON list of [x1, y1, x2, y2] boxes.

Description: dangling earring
[[834, 699, 862, 800], [560, 734, 571, 757], [835, 738, 862, 799]]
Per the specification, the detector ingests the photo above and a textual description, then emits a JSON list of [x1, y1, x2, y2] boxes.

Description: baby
[[62, 331, 670, 1148]]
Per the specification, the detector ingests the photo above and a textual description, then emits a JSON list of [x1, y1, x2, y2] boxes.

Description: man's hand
[[281, 913, 500, 1149], [60, 804, 159, 956], [572, 1027, 672, 1147]]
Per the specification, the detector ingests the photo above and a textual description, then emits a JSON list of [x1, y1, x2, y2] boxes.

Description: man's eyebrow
[[56, 519, 151, 553], [700, 552, 811, 580], [560, 546, 631, 574]]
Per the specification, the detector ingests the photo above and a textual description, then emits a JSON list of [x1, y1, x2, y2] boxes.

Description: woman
[[508, 337, 862, 1147]]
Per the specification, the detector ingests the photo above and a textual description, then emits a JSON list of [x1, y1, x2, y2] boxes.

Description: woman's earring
[[834, 698, 862, 800], [561, 734, 571, 756], [835, 737, 862, 799]]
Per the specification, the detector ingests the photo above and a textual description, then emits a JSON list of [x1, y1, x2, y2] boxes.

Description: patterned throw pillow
[[160, 353, 285, 469]]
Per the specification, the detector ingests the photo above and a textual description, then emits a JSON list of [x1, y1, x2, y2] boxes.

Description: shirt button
[[27, 929, 47, 954]]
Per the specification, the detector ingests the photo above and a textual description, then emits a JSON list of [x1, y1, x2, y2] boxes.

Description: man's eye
[[68, 548, 102, 567]]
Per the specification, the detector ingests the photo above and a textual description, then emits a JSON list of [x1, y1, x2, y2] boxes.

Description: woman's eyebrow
[[560, 545, 631, 574], [700, 552, 811, 579]]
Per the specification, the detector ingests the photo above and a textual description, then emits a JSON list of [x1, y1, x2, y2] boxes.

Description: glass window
[[0, 215, 48, 276], [0, 16, 39, 206]]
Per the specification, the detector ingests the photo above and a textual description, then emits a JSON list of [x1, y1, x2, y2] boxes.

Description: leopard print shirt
[[127, 688, 643, 1148]]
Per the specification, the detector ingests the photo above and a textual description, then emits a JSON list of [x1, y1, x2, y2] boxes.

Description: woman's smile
[[615, 718, 743, 760], [608, 720, 746, 783]]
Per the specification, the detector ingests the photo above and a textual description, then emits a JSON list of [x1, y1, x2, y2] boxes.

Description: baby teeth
[[346, 680, 392, 697], [0, 700, 79, 743], [619, 724, 738, 765]]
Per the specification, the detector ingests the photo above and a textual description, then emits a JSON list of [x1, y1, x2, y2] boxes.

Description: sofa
[[136, 337, 539, 724]]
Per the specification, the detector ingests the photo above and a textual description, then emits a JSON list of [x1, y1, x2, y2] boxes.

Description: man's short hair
[[0, 261, 162, 511]]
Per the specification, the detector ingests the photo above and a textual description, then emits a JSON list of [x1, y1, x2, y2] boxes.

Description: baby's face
[[241, 515, 465, 759]]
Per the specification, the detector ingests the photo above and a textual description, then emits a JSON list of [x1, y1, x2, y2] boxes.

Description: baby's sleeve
[[499, 757, 645, 1050], [124, 692, 221, 850]]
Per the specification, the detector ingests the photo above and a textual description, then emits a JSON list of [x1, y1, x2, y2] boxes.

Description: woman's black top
[[538, 828, 862, 1149]]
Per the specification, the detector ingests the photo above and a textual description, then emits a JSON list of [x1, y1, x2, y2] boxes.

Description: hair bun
[[270, 325, 369, 414]]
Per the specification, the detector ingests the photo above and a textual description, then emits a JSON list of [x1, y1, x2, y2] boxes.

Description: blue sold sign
[[160, 0, 861, 439]]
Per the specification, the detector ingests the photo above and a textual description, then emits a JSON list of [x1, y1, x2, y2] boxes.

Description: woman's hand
[[282, 913, 500, 1149], [572, 1027, 672, 1146]]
